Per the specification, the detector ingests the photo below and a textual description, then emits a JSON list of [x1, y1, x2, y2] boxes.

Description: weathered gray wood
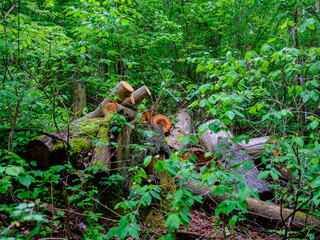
[[166, 108, 192, 150], [242, 136, 270, 156], [199, 120, 271, 196], [178, 176, 320, 230]]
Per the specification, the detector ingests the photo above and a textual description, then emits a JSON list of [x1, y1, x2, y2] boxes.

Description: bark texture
[[166, 108, 192, 150], [199, 120, 271, 197], [72, 82, 87, 118], [178, 176, 320, 230]]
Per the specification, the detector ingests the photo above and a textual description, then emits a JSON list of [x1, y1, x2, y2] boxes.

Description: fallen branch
[[177, 176, 320, 230]]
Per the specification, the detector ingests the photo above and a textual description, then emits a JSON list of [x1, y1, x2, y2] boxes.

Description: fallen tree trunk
[[166, 108, 192, 150], [178, 176, 320, 230], [83, 81, 134, 120], [199, 120, 271, 197], [242, 136, 281, 157], [26, 115, 114, 170]]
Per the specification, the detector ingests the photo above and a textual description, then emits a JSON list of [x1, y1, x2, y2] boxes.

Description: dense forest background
[[1, 0, 320, 239]]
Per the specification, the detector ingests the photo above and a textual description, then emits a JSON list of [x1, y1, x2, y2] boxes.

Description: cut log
[[101, 102, 137, 118], [136, 110, 152, 124], [166, 108, 192, 150], [83, 81, 133, 120], [26, 115, 114, 170], [242, 136, 281, 157], [112, 81, 134, 103], [182, 148, 212, 169], [121, 85, 151, 107], [102, 101, 119, 116], [152, 114, 172, 133], [117, 103, 137, 117], [178, 176, 320, 230], [198, 120, 271, 197], [26, 136, 66, 170]]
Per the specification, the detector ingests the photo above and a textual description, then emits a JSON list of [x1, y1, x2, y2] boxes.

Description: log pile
[[26, 81, 173, 171], [25, 80, 319, 232]]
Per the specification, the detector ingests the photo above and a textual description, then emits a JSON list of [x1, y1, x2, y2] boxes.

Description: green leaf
[[229, 71, 237, 79], [199, 99, 207, 107], [300, 92, 310, 103], [238, 190, 250, 202], [18, 175, 33, 188], [225, 111, 235, 120], [207, 174, 216, 186], [258, 171, 269, 180], [249, 106, 256, 114], [295, 137, 304, 147], [199, 124, 208, 135], [166, 214, 181, 230], [206, 63, 213, 70], [128, 228, 139, 239], [138, 169, 147, 178], [144, 156, 152, 167], [6, 166, 22, 176], [243, 161, 251, 170], [280, 21, 287, 30], [196, 64, 205, 72], [226, 202, 236, 214]]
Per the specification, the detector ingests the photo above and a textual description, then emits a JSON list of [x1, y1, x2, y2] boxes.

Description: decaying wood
[[117, 103, 137, 117], [90, 145, 111, 173], [178, 176, 320, 230], [26, 136, 66, 170], [121, 85, 151, 107], [137, 110, 152, 124], [83, 81, 133, 120], [182, 148, 212, 169], [242, 136, 281, 157], [152, 114, 172, 133], [199, 120, 271, 197], [166, 108, 192, 150], [27, 116, 114, 170], [102, 101, 119, 116], [116, 124, 170, 190]]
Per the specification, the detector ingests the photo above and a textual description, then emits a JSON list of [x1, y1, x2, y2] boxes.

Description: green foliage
[[1, 0, 320, 238]]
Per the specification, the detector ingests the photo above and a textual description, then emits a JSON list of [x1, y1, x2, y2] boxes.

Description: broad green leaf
[[225, 111, 235, 120], [166, 214, 181, 230], [6, 166, 22, 176], [18, 175, 33, 188], [144, 156, 152, 167]]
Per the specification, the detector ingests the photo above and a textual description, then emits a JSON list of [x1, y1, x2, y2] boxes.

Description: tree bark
[[198, 120, 271, 197], [72, 82, 87, 118], [121, 85, 151, 107], [166, 108, 192, 150], [178, 176, 320, 230]]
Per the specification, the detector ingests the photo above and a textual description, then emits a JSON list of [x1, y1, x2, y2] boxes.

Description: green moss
[[78, 124, 99, 137], [70, 137, 92, 154], [100, 112, 114, 126], [145, 210, 166, 230]]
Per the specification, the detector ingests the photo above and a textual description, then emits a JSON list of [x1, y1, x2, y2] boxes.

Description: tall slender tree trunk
[[72, 82, 87, 117]]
